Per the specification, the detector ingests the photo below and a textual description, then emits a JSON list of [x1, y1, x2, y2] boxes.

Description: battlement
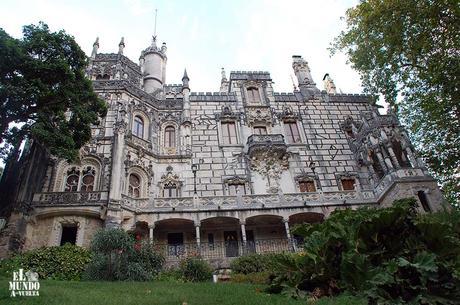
[[325, 93, 373, 104], [229, 71, 271, 81], [273, 92, 299, 102], [190, 92, 237, 102]]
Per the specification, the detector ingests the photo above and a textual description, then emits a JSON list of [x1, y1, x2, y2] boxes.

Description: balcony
[[246, 134, 287, 157], [32, 191, 108, 206]]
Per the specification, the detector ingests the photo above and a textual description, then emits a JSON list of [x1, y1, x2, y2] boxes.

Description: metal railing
[[153, 238, 297, 261]]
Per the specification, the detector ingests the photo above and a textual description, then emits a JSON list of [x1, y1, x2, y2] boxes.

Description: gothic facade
[[0, 36, 444, 262]]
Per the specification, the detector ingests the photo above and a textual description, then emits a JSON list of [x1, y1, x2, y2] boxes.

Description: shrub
[[231, 272, 271, 284], [179, 257, 213, 282], [0, 244, 91, 280], [270, 198, 460, 304], [154, 267, 184, 282], [230, 253, 281, 274], [84, 228, 164, 281]]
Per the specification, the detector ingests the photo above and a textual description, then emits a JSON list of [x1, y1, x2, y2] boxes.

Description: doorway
[[224, 231, 239, 257]]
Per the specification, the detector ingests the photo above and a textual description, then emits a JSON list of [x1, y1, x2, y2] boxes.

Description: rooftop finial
[[153, 8, 158, 40], [118, 37, 125, 55]]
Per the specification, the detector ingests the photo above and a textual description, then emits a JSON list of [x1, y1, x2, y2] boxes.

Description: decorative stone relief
[[248, 149, 290, 193]]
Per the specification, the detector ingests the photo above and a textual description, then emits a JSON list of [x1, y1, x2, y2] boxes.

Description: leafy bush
[[0, 244, 91, 280], [179, 257, 213, 282], [84, 228, 164, 281], [231, 272, 271, 284], [270, 198, 460, 304], [230, 253, 281, 274], [154, 267, 184, 283]]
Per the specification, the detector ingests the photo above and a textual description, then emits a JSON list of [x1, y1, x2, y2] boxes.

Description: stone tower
[[140, 36, 167, 94]]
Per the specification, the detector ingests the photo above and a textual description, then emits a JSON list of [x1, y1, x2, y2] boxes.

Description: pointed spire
[[182, 69, 190, 89], [182, 69, 189, 81], [118, 37, 125, 55], [91, 37, 99, 59]]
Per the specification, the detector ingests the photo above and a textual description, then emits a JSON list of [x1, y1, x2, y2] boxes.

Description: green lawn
[[0, 278, 367, 305], [1, 279, 305, 305]]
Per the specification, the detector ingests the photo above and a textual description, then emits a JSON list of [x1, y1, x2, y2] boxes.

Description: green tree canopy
[[332, 0, 460, 205], [0, 22, 107, 161]]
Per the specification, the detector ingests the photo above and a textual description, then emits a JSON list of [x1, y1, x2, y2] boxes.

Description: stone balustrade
[[31, 167, 427, 210], [32, 191, 108, 205]]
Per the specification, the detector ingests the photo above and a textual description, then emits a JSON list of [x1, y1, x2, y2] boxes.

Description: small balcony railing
[[153, 238, 299, 262], [32, 191, 108, 205], [246, 134, 287, 157]]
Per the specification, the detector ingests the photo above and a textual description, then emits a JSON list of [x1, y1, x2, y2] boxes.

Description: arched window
[[64, 168, 80, 192], [64, 166, 97, 192], [133, 116, 144, 138], [80, 167, 96, 192], [165, 126, 176, 148], [128, 174, 141, 198], [247, 87, 260, 103]]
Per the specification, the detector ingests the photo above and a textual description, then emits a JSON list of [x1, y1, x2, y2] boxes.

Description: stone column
[[405, 147, 418, 168], [194, 221, 201, 254], [283, 218, 291, 240], [376, 151, 389, 174], [240, 221, 247, 244], [283, 218, 295, 252], [387, 146, 400, 168], [149, 224, 155, 243], [110, 120, 127, 201], [240, 221, 247, 255]]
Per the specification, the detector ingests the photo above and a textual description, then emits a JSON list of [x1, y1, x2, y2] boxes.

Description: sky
[[0, 0, 364, 94]]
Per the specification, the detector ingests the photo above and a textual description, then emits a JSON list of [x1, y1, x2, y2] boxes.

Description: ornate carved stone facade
[[0, 36, 445, 262]]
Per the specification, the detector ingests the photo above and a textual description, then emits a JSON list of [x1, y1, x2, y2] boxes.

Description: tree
[[0, 22, 107, 161], [331, 0, 460, 205]]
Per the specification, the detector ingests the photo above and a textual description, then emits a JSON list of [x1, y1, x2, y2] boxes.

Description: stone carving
[[245, 106, 272, 126]]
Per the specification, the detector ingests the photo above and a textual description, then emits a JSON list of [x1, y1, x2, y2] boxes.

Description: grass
[[0, 278, 306, 305]]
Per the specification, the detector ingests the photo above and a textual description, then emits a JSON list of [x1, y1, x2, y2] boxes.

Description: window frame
[[164, 126, 176, 148], [246, 87, 261, 104], [128, 173, 142, 198], [283, 121, 302, 144], [220, 121, 239, 145], [133, 116, 144, 138]]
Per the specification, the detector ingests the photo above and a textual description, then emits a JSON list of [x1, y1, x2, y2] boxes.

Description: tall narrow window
[[165, 126, 175, 148], [417, 191, 431, 212], [163, 182, 178, 198], [341, 179, 355, 191], [64, 168, 80, 192], [80, 167, 95, 192], [253, 126, 267, 135], [247, 87, 260, 103], [299, 181, 316, 192], [133, 116, 144, 138], [128, 174, 141, 198], [221, 122, 238, 144], [284, 121, 301, 143]]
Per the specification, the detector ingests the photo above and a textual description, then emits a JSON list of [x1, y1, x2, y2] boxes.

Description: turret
[[118, 37, 125, 55], [91, 37, 99, 59], [220, 67, 229, 92], [292, 55, 319, 98], [140, 36, 167, 94], [182, 69, 191, 122], [323, 73, 337, 94]]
